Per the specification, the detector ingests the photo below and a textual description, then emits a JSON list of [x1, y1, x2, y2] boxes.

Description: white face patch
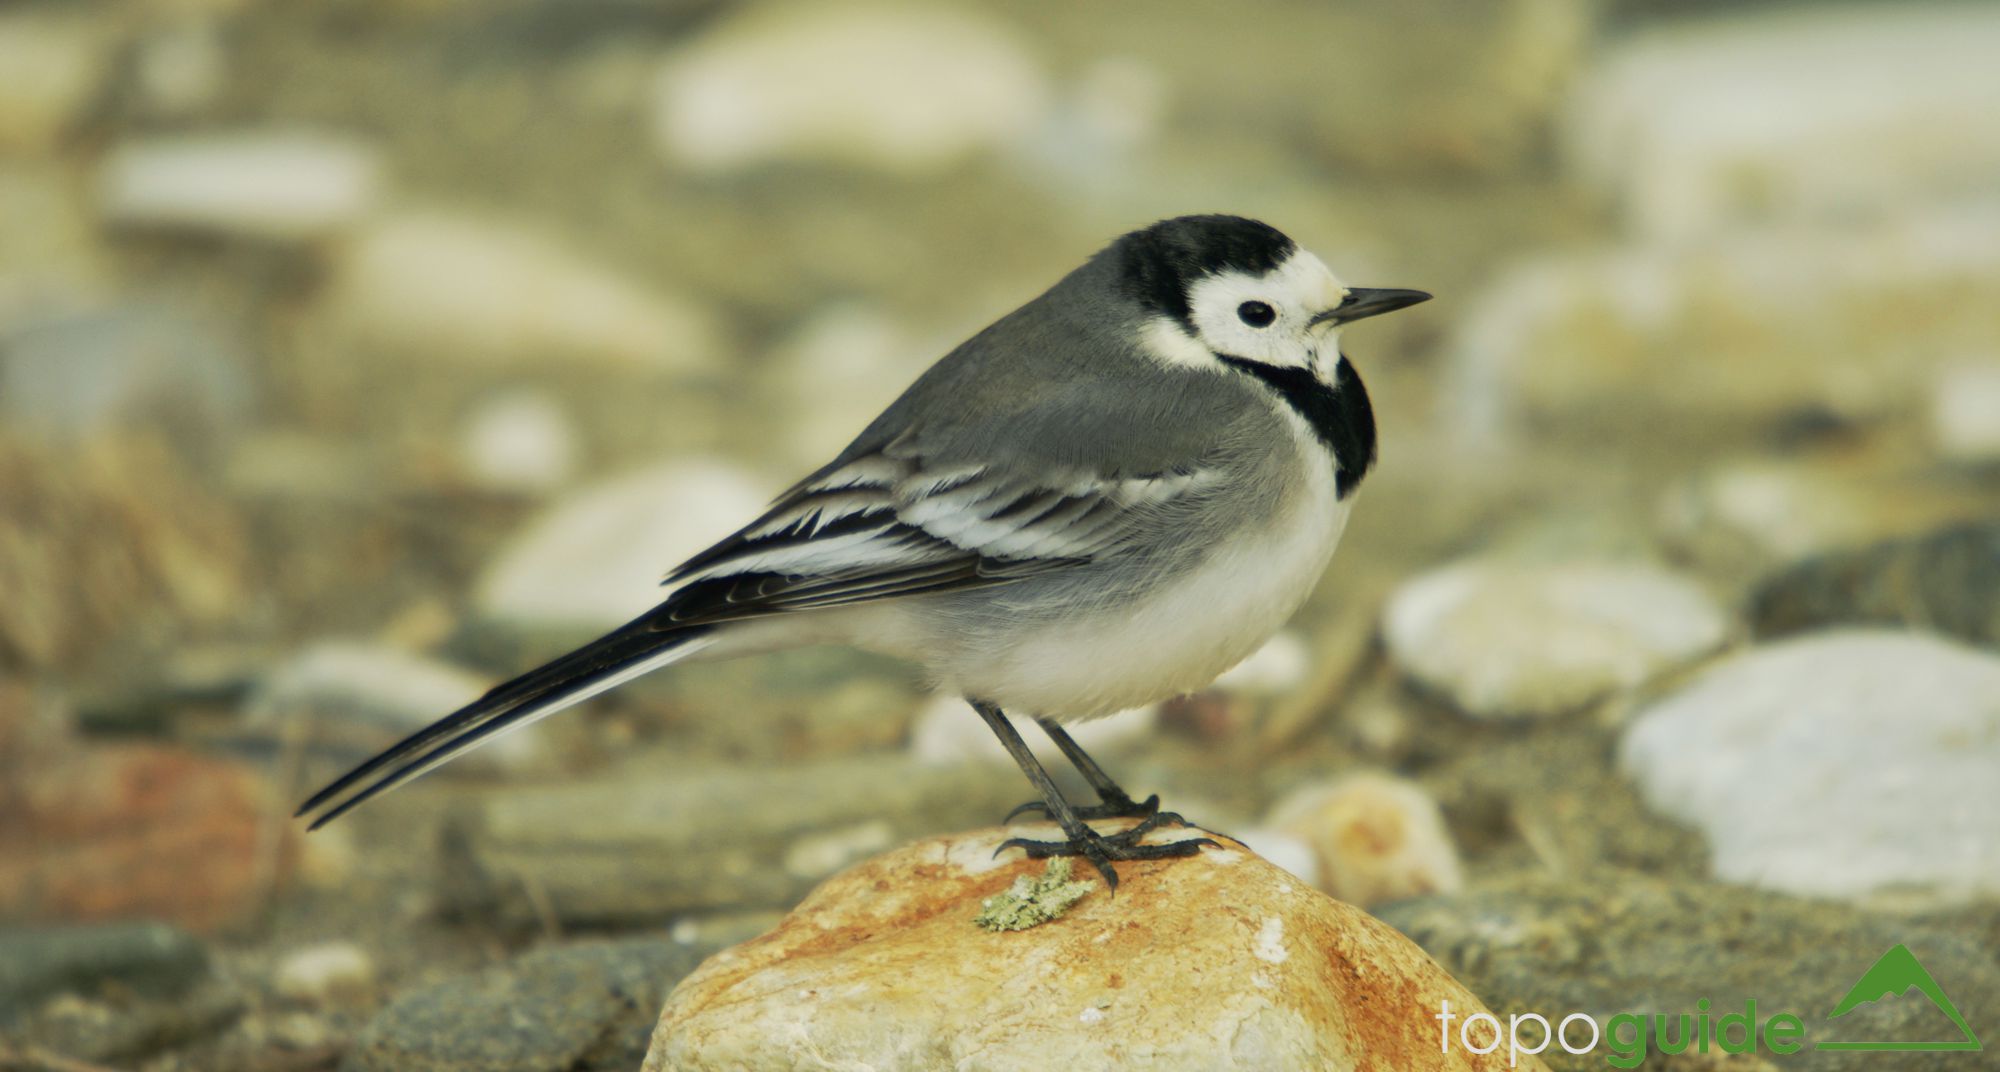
[[1148, 249, 1349, 373]]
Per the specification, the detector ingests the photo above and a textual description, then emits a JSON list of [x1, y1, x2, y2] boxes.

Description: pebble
[[457, 388, 580, 495], [646, 827, 1539, 1071], [1268, 771, 1464, 908], [651, 2, 1049, 176], [273, 941, 375, 1006], [472, 459, 771, 637], [0, 922, 210, 1019], [1382, 559, 1729, 720], [1566, 4, 2000, 243], [322, 209, 728, 374], [1619, 628, 2000, 904], [98, 130, 384, 243]]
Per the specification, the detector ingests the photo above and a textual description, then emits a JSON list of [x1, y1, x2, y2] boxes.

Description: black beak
[[1310, 287, 1432, 327]]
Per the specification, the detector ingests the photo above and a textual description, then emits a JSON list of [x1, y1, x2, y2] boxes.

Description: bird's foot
[[1004, 791, 1181, 825], [995, 812, 1219, 891]]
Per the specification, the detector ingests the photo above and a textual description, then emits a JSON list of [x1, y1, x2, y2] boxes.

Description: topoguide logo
[[1436, 944, 1983, 1067]]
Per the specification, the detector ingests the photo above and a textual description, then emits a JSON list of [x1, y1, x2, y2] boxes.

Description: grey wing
[[653, 376, 1250, 628], [652, 443, 1228, 628]]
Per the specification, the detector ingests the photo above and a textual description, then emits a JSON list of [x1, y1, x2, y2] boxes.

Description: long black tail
[[294, 623, 715, 830]]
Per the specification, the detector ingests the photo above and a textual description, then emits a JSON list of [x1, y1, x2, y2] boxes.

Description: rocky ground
[[2, 1, 1998, 1070]]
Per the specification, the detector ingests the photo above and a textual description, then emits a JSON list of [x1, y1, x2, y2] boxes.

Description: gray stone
[[437, 756, 1028, 929], [1748, 523, 2000, 652], [0, 922, 210, 1020], [0, 305, 255, 453], [344, 937, 708, 1072], [1381, 875, 2000, 1072], [1620, 629, 2000, 904]]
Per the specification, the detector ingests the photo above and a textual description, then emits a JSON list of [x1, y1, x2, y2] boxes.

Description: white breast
[[943, 423, 1350, 720]]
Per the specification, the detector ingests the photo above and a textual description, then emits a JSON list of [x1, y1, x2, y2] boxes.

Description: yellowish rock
[[1269, 771, 1464, 908], [645, 825, 1538, 1071]]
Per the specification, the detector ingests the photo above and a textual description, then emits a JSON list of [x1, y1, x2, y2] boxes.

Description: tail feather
[[295, 624, 714, 829]]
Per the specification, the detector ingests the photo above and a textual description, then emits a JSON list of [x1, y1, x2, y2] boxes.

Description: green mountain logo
[[1820, 944, 1982, 1052]]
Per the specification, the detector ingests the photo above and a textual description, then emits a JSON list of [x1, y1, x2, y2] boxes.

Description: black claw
[[1002, 792, 1167, 825], [994, 821, 1221, 894]]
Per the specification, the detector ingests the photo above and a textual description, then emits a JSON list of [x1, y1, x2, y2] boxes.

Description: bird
[[295, 214, 1430, 889]]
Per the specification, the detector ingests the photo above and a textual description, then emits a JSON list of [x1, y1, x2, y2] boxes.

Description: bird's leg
[[1001, 718, 1185, 826], [975, 700, 1214, 891]]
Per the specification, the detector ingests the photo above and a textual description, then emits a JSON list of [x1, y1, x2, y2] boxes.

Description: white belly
[[944, 454, 1350, 720]]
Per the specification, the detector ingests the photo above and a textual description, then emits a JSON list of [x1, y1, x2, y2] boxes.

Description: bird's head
[[1110, 215, 1429, 376]]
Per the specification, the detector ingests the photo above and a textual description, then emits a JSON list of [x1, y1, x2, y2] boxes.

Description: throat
[[1216, 354, 1377, 499]]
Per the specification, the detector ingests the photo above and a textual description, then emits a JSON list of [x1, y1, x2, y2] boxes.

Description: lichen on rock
[[973, 857, 1096, 932]]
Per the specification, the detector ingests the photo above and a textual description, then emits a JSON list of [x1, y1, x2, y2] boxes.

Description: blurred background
[[2, 0, 1998, 1069]]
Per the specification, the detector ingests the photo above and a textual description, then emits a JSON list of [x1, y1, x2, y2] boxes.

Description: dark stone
[[0, 921, 212, 1021], [1748, 522, 2000, 650], [342, 936, 709, 1072]]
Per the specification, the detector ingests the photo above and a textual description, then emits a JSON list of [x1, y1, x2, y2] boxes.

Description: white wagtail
[[297, 215, 1429, 888]]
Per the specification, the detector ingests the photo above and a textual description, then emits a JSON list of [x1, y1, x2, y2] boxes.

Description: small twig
[[513, 862, 564, 942]]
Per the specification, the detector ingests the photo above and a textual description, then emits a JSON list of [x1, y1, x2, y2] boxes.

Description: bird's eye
[[1237, 301, 1276, 328]]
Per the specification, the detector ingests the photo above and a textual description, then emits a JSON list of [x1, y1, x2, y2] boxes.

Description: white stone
[[1620, 629, 2000, 905], [0, 13, 113, 155], [1566, 4, 2000, 244], [323, 210, 727, 373], [248, 641, 490, 724], [652, 3, 1049, 176], [1441, 202, 2000, 445], [1931, 360, 2000, 464], [1268, 772, 1463, 908], [473, 459, 773, 635], [1384, 559, 1729, 720], [1228, 827, 1320, 888], [457, 389, 579, 495], [274, 941, 376, 1006], [1214, 631, 1310, 696], [98, 130, 383, 242], [907, 692, 1157, 769]]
